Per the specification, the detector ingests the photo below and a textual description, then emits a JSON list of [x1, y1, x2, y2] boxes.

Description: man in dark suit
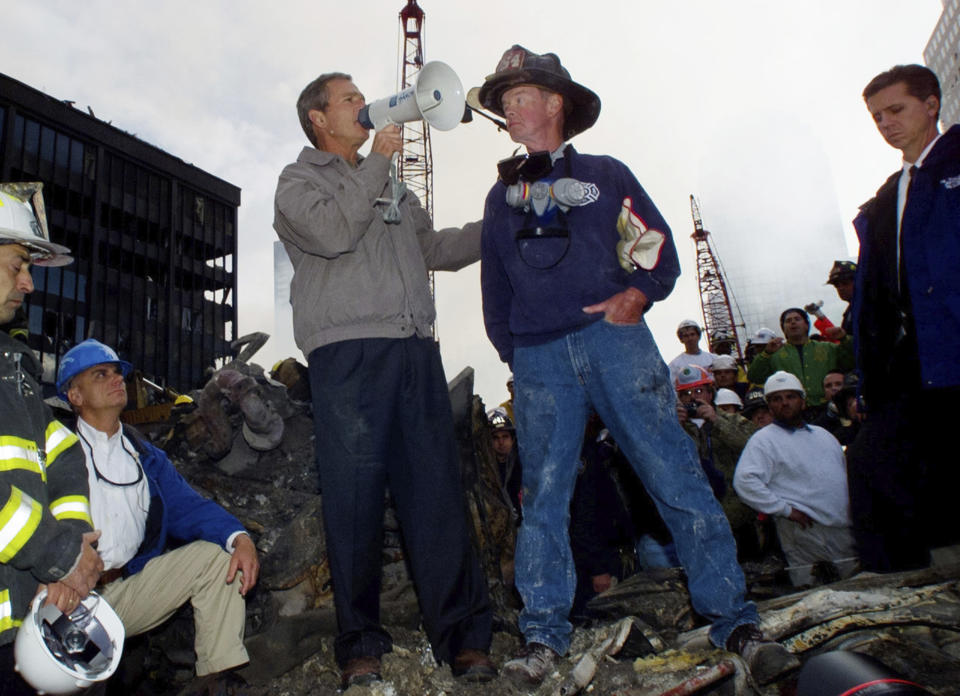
[[847, 64, 960, 571]]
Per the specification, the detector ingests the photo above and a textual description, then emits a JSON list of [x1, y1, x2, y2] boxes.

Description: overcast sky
[[3, 0, 944, 407]]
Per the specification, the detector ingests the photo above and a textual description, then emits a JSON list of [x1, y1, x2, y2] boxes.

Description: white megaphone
[[358, 61, 465, 132]]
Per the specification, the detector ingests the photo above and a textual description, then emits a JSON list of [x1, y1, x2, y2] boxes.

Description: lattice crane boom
[[689, 195, 744, 361], [397, 0, 437, 339]]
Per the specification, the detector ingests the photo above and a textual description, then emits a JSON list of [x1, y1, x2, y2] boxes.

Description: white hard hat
[[749, 327, 776, 345], [715, 388, 743, 408], [711, 355, 738, 371], [15, 590, 125, 694], [677, 319, 701, 333], [0, 183, 72, 267], [763, 370, 805, 398]]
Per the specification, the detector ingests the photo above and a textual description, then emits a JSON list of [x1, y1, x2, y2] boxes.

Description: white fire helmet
[[15, 590, 125, 694], [0, 183, 72, 267], [715, 388, 743, 409], [763, 371, 805, 399]]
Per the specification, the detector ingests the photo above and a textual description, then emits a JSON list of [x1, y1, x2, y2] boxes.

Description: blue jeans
[[635, 534, 680, 569], [513, 319, 757, 654]]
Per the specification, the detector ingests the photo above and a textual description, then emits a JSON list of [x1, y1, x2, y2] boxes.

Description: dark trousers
[[308, 337, 492, 667], [847, 386, 960, 572]]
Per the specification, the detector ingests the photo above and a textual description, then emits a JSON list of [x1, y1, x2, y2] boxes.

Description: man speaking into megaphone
[[273, 72, 495, 689]]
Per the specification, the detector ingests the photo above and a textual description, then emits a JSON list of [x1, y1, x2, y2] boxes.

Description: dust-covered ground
[[118, 618, 762, 696], [242, 627, 526, 696], [233, 623, 797, 696]]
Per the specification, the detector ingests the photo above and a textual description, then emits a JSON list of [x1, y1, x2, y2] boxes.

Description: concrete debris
[[109, 357, 960, 696], [180, 366, 285, 457], [230, 331, 270, 364]]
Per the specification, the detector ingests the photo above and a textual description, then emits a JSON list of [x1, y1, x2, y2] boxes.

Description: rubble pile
[[109, 353, 960, 695]]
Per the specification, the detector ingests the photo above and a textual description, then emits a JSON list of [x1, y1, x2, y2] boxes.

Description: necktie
[[899, 165, 918, 298]]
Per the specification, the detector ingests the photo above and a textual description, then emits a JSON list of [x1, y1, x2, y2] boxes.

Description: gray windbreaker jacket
[[274, 147, 481, 357]]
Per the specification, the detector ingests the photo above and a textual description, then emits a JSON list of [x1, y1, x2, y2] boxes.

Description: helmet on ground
[[15, 590, 125, 694], [56, 339, 133, 400], [487, 407, 514, 431], [826, 260, 857, 285], [763, 370, 805, 398], [715, 388, 743, 409], [675, 365, 713, 391], [676, 319, 701, 337], [711, 355, 738, 372], [0, 183, 72, 267]]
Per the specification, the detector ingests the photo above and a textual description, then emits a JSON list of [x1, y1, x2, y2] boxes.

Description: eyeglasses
[[78, 431, 144, 488], [497, 151, 554, 185]]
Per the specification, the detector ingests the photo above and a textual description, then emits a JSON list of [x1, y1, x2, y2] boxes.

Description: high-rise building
[[0, 72, 240, 392], [925, 0, 960, 128], [696, 121, 851, 349]]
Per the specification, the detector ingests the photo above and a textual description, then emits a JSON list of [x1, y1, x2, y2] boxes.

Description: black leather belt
[[98, 567, 125, 586]]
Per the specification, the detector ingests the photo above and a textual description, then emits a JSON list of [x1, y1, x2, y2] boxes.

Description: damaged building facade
[[0, 71, 239, 392]]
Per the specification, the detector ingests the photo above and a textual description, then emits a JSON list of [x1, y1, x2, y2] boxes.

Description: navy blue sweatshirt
[[481, 146, 680, 366]]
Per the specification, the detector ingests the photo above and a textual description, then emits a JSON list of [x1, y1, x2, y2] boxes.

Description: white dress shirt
[[77, 418, 150, 571]]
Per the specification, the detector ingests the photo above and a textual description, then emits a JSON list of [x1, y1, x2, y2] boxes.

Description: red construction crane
[[397, 0, 438, 338], [689, 195, 744, 361]]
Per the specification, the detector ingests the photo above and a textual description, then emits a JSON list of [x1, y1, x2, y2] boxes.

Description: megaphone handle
[[379, 153, 404, 224]]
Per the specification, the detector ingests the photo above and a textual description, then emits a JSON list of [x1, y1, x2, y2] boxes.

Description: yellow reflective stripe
[[0, 436, 39, 455], [0, 588, 20, 633], [45, 421, 78, 468], [0, 487, 43, 563], [0, 589, 20, 633], [49, 495, 92, 525], [0, 436, 43, 478]]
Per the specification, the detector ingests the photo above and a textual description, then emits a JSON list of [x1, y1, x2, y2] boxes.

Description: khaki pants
[[774, 518, 858, 586], [100, 540, 248, 676]]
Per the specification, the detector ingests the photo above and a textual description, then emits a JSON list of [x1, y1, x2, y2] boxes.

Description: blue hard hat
[[56, 339, 133, 400]]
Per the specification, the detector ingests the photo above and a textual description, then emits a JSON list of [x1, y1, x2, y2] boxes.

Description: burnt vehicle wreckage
[[57, 333, 960, 695]]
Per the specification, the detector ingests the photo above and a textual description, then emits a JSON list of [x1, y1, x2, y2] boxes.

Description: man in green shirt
[[747, 308, 853, 413]]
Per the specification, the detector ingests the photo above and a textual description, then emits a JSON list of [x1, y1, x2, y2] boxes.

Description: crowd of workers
[[1, 44, 956, 696]]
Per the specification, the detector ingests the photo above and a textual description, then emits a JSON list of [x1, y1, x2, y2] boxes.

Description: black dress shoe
[[452, 649, 497, 682]]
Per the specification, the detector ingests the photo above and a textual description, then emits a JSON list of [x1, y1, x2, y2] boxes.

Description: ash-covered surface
[[104, 358, 960, 696]]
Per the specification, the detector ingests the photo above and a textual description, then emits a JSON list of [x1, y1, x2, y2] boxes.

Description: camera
[[684, 402, 702, 418]]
